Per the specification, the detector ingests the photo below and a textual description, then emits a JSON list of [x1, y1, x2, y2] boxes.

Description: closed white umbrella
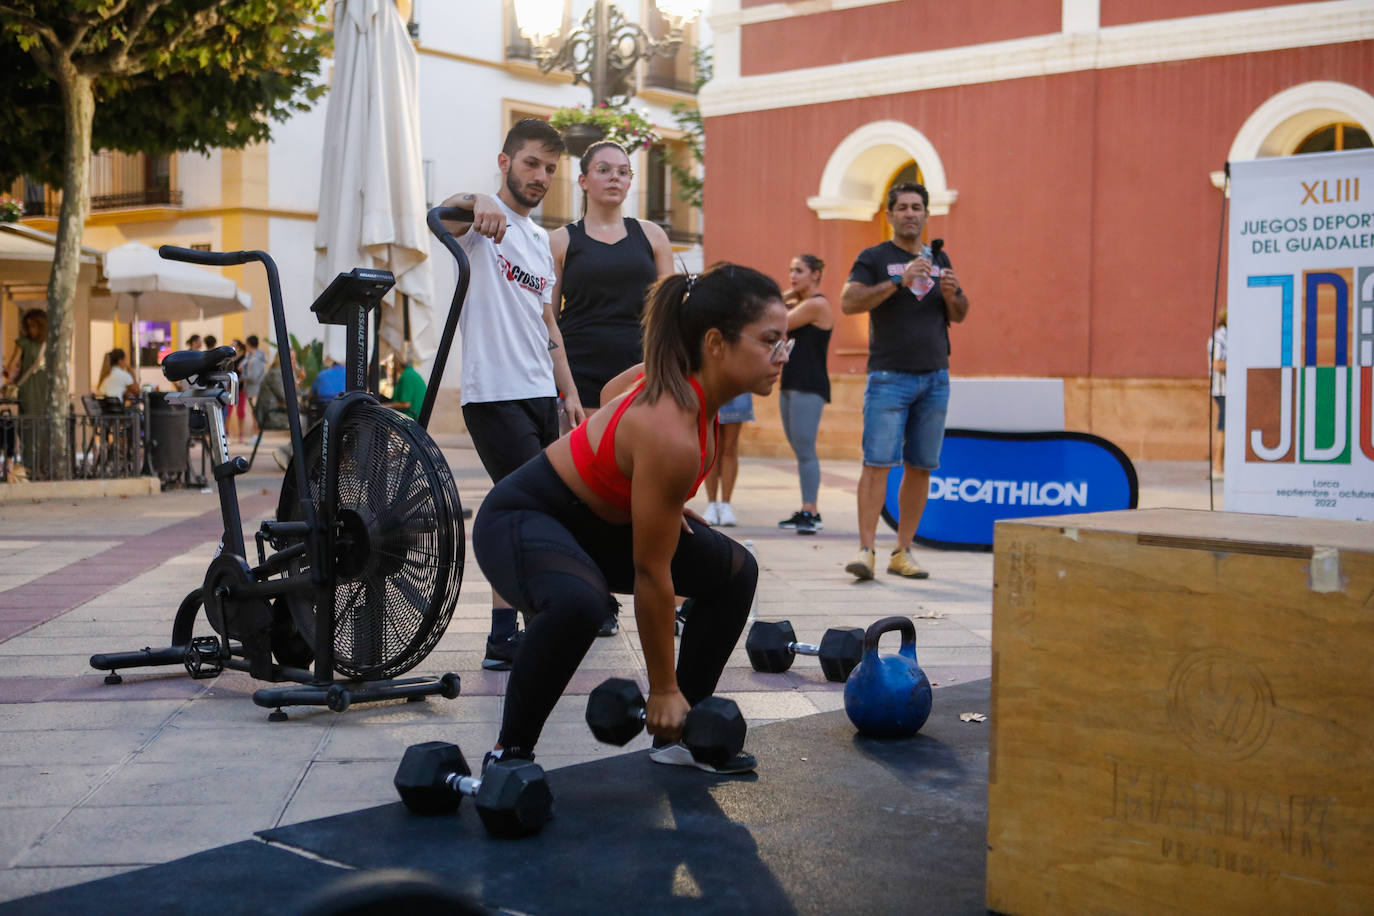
[[314, 0, 435, 372], [100, 241, 252, 374]]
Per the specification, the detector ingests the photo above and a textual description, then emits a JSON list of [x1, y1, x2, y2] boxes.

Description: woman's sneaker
[[781, 510, 823, 531], [649, 740, 757, 774], [716, 503, 738, 527], [702, 502, 721, 526], [482, 629, 524, 671]]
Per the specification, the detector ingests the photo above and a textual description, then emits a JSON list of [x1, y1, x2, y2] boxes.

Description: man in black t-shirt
[[840, 181, 970, 581]]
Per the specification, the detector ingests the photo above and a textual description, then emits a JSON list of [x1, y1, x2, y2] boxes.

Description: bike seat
[[162, 346, 238, 383]]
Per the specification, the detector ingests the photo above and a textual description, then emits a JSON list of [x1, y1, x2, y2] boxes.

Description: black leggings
[[472, 454, 757, 752]]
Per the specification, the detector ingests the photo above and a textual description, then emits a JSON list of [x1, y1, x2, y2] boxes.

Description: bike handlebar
[[159, 245, 260, 267], [418, 207, 476, 429], [157, 243, 312, 522], [427, 207, 475, 233]]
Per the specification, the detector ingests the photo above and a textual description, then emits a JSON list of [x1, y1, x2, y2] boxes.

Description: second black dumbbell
[[393, 741, 552, 838], [586, 677, 746, 769], [745, 620, 864, 682]]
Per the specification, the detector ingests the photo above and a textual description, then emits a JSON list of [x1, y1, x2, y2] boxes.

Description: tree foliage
[[0, 1, 329, 186], [0, 0, 329, 477]]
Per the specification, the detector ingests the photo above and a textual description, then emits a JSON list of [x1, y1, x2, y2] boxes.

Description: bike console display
[[311, 268, 395, 326]]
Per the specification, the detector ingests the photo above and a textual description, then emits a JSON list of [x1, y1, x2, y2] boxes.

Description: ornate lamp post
[[514, 0, 703, 109]]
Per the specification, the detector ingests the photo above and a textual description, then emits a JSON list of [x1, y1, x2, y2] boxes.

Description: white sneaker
[[716, 503, 738, 527], [702, 502, 721, 526], [649, 741, 757, 774]]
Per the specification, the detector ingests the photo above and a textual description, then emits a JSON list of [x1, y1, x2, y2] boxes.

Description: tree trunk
[[45, 67, 94, 480]]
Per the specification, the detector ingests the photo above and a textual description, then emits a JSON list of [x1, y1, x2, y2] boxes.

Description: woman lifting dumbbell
[[472, 263, 790, 774]]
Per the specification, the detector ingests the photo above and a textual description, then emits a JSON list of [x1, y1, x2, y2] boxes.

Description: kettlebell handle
[[864, 616, 916, 659]]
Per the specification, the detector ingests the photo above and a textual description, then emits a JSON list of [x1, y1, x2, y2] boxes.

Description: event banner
[[1227, 149, 1374, 520], [883, 429, 1138, 550]]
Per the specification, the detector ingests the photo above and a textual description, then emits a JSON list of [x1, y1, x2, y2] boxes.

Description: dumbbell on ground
[[585, 677, 746, 769], [393, 741, 552, 838], [745, 620, 864, 682]]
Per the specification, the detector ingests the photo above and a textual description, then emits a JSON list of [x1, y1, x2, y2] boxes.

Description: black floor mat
[[0, 841, 347, 916], [2, 679, 990, 916], [262, 678, 991, 915]]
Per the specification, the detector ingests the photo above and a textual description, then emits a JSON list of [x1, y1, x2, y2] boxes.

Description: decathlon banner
[[1227, 149, 1374, 520], [882, 429, 1137, 550]]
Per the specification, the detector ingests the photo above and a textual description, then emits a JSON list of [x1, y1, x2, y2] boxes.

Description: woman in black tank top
[[777, 254, 833, 535], [550, 141, 674, 636], [550, 141, 674, 412]]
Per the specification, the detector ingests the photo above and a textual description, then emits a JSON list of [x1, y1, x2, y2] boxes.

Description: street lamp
[[514, 0, 703, 108]]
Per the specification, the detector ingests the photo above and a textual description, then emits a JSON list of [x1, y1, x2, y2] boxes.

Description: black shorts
[[1214, 395, 1225, 432], [462, 397, 558, 483]]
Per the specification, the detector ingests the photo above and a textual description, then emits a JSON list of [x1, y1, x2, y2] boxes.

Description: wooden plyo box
[[987, 509, 1374, 915]]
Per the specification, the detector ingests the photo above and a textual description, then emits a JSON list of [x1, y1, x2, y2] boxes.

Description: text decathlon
[[928, 477, 1088, 507]]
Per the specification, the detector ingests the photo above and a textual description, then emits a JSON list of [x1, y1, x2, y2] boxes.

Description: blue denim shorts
[[861, 369, 949, 468], [717, 392, 754, 424]]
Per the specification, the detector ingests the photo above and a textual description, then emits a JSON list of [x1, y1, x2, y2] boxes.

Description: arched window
[[1214, 82, 1374, 188], [1294, 122, 1373, 155], [808, 121, 956, 221]]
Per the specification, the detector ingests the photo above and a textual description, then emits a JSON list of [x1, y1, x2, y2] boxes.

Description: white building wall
[[178, 150, 221, 209], [261, 0, 710, 394]]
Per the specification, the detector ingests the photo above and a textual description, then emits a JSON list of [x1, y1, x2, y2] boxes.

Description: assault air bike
[[90, 212, 477, 719]]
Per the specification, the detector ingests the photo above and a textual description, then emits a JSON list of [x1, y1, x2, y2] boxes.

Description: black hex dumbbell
[[745, 620, 864, 682], [585, 677, 746, 769], [393, 741, 552, 838]]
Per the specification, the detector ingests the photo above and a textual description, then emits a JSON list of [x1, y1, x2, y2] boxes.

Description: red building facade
[[700, 0, 1374, 460]]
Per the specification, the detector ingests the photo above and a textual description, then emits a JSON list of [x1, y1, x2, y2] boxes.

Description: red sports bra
[[569, 377, 718, 513]]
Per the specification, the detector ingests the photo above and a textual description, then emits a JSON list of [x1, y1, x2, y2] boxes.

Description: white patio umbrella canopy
[[101, 242, 252, 321], [100, 241, 252, 374], [314, 0, 435, 368]]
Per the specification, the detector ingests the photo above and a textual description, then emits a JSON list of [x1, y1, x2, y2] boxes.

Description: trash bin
[[148, 399, 191, 480]]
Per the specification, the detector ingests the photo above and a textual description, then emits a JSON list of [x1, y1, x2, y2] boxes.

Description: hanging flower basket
[[561, 122, 606, 158], [549, 105, 661, 157]]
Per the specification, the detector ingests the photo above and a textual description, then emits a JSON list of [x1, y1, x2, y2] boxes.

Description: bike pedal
[[183, 636, 225, 679]]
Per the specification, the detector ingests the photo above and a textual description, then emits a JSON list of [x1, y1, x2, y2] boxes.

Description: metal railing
[[0, 409, 141, 482], [90, 188, 184, 211], [9, 150, 181, 217]]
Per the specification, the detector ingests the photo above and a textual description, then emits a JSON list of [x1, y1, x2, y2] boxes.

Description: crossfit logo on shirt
[[497, 254, 547, 295]]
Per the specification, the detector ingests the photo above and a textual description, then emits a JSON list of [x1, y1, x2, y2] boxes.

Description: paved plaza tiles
[[0, 430, 1213, 902]]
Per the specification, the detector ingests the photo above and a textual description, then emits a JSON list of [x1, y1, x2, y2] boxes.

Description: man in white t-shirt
[[440, 118, 585, 671]]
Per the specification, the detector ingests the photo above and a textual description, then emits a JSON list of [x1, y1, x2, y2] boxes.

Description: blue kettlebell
[[844, 616, 933, 738]]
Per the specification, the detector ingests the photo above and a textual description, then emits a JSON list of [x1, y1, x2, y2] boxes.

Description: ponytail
[[641, 274, 695, 408], [641, 262, 783, 409]]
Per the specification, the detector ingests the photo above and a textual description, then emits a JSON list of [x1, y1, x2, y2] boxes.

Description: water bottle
[[743, 539, 759, 622], [913, 244, 936, 297]]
